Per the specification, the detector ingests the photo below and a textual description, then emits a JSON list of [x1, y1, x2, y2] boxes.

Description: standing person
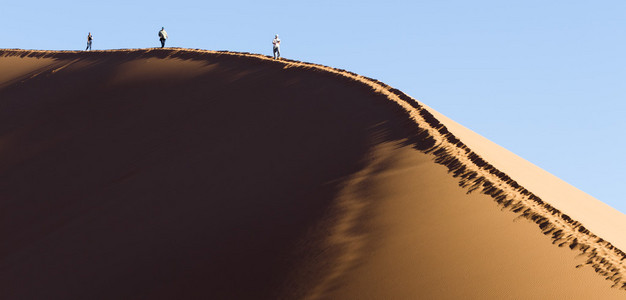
[[86, 32, 93, 51], [272, 34, 281, 59], [158, 27, 168, 48]]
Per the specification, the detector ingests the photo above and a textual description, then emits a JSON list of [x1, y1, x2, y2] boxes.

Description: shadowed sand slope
[[1, 48, 625, 299]]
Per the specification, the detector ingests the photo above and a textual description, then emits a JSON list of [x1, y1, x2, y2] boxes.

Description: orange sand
[[1, 48, 625, 299]]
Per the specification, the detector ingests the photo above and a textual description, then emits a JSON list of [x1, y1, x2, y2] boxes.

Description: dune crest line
[[1, 48, 625, 291]]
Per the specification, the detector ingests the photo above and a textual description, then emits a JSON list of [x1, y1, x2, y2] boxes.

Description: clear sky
[[2, 0, 625, 213]]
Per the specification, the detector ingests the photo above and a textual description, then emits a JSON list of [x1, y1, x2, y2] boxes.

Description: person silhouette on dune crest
[[158, 27, 168, 48], [272, 34, 281, 59], [85, 32, 93, 51]]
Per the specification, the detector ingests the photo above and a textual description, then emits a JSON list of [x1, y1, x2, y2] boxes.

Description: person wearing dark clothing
[[86, 32, 93, 51], [158, 27, 168, 48]]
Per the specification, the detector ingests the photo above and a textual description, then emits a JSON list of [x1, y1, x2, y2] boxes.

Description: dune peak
[[1, 48, 625, 299]]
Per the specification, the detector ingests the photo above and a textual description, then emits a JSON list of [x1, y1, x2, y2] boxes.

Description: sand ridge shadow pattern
[[1, 48, 626, 291]]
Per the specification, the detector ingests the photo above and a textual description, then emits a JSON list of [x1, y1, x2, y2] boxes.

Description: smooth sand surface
[[422, 104, 626, 252], [1, 49, 625, 299]]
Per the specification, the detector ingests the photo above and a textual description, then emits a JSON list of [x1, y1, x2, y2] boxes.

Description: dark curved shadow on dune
[[0, 49, 416, 299]]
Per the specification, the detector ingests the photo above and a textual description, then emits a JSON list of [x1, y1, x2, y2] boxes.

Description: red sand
[[1, 48, 625, 299]]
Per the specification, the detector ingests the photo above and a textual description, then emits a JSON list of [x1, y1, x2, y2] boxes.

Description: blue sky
[[2, 0, 625, 213]]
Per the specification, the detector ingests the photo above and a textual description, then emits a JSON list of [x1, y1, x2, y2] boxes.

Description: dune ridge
[[1, 48, 625, 296]]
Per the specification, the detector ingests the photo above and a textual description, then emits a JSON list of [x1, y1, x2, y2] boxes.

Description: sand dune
[[1, 48, 625, 299]]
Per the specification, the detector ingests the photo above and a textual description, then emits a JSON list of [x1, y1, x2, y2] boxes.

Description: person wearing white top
[[272, 34, 281, 59], [158, 27, 168, 48]]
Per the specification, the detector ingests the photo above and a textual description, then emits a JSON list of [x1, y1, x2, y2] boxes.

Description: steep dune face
[[1, 49, 625, 299]]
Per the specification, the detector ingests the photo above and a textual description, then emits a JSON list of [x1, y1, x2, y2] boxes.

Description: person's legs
[[160, 38, 165, 48], [277, 47, 280, 59]]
